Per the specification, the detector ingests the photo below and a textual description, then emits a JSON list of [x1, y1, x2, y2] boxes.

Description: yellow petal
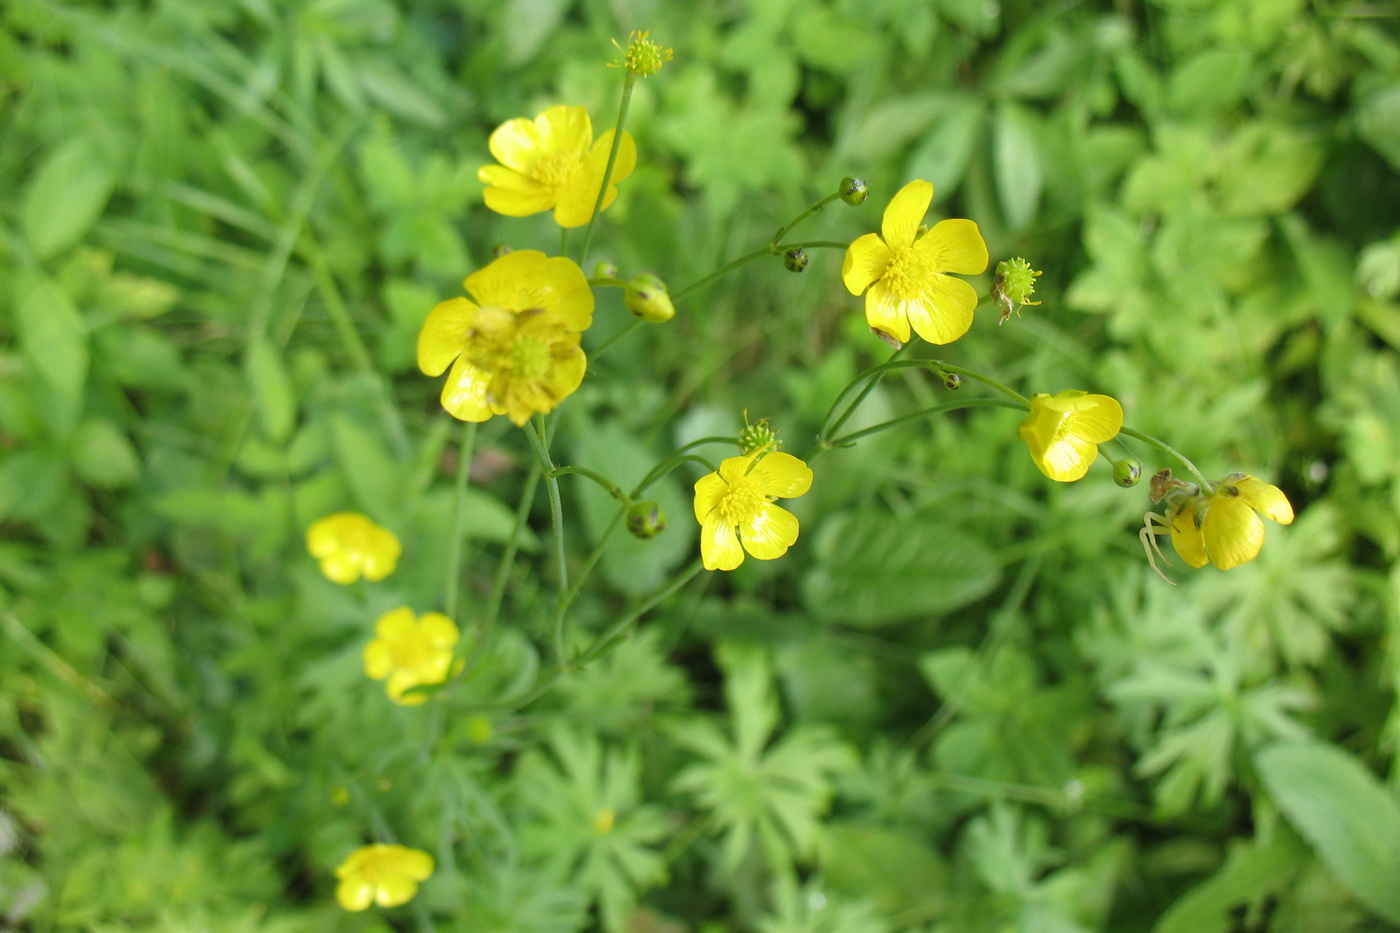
[[555, 129, 638, 228], [440, 356, 494, 423], [387, 671, 428, 705], [753, 452, 813, 499], [1065, 394, 1124, 444], [1168, 502, 1209, 568], [1035, 435, 1099, 482], [418, 298, 474, 377], [538, 104, 593, 155], [419, 612, 459, 648], [360, 530, 401, 581], [701, 517, 745, 571], [864, 281, 913, 345], [693, 471, 728, 524], [903, 273, 977, 346], [397, 848, 435, 880], [917, 218, 989, 275], [881, 179, 933, 251], [841, 233, 893, 296], [486, 116, 544, 172], [306, 514, 347, 558], [1233, 475, 1294, 524], [479, 165, 556, 217], [363, 640, 393, 680], [336, 877, 376, 912], [739, 503, 799, 560], [319, 553, 361, 584], [374, 875, 420, 908], [375, 606, 417, 639], [464, 251, 593, 332], [1202, 496, 1265, 569]]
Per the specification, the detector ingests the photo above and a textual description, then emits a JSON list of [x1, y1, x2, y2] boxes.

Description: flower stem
[[549, 465, 633, 507], [444, 420, 477, 622], [768, 192, 843, 249], [631, 436, 732, 496], [1118, 426, 1214, 493], [461, 460, 541, 680], [526, 415, 569, 636], [934, 363, 1031, 406], [578, 72, 637, 264], [824, 398, 1027, 449], [815, 348, 908, 448]]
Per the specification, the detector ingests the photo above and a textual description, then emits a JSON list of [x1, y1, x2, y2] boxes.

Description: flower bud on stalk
[[624, 274, 675, 323], [626, 501, 667, 539]]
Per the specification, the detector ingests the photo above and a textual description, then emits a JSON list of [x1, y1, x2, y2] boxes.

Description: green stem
[[578, 72, 637, 263], [1119, 426, 1214, 492], [549, 465, 633, 507], [444, 421, 477, 622], [824, 398, 1027, 449], [935, 363, 1031, 406], [671, 245, 772, 302], [815, 349, 908, 447], [768, 192, 842, 248], [631, 437, 732, 497], [526, 416, 569, 632], [466, 461, 541, 677]]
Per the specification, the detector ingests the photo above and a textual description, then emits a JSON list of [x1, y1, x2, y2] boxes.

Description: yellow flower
[[363, 607, 460, 705], [1017, 390, 1124, 482], [334, 843, 434, 911], [1167, 473, 1294, 570], [306, 512, 401, 584], [478, 105, 637, 228], [418, 250, 593, 426], [841, 179, 989, 346], [693, 451, 813, 572]]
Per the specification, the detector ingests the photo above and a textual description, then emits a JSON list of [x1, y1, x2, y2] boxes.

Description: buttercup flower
[[1017, 390, 1124, 482], [363, 607, 460, 705], [1167, 473, 1294, 570], [693, 450, 813, 571], [418, 250, 594, 426], [334, 844, 434, 911], [841, 179, 989, 346], [478, 105, 637, 228], [306, 512, 401, 584]]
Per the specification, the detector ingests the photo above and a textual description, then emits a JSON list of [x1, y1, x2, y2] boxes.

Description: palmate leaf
[[670, 643, 855, 874]]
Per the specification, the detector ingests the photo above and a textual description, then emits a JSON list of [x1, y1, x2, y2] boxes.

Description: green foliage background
[[2, 0, 1400, 930]]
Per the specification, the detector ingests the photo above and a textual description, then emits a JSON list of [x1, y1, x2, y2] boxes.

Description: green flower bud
[[609, 30, 673, 78], [624, 274, 675, 323], [626, 501, 667, 539], [492, 244, 514, 258], [1113, 457, 1143, 487], [593, 261, 620, 279], [738, 414, 780, 455], [992, 257, 1042, 325], [783, 248, 808, 273], [839, 176, 869, 206], [943, 372, 962, 390]]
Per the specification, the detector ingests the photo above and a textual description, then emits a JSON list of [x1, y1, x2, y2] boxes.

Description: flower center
[[717, 475, 766, 525], [882, 245, 934, 299], [508, 333, 552, 382], [534, 151, 582, 191], [386, 634, 433, 672]]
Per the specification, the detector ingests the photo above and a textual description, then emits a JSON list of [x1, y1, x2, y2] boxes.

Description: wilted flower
[[1168, 473, 1294, 570]]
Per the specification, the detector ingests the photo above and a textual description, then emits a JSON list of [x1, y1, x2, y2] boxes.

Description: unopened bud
[[626, 501, 667, 539], [623, 274, 675, 323], [1113, 457, 1143, 487], [839, 176, 869, 206], [492, 244, 514, 258], [943, 372, 962, 390], [593, 261, 620, 279], [783, 248, 808, 273]]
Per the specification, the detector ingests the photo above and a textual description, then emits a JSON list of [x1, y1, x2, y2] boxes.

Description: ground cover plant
[[3, 0, 1400, 930]]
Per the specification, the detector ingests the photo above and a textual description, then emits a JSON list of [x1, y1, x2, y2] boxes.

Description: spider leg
[[1139, 511, 1177, 586]]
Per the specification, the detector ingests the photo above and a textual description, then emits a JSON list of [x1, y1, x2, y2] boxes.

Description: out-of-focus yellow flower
[[363, 607, 460, 705], [334, 843, 434, 911], [1017, 391, 1124, 482], [306, 513, 401, 584], [1168, 473, 1294, 570], [418, 250, 593, 426], [841, 179, 989, 347], [478, 105, 637, 228], [693, 451, 813, 572]]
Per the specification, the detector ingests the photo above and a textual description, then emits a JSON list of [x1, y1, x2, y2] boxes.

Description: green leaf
[[21, 137, 116, 260], [1255, 740, 1400, 923], [802, 512, 999, 627], [245, 337, 296, 444], [1355, 80, 1400, 173], [332, 412, 403, 519], [993, 102, 1042, 230], [71, 419, 140, 489], [819, 822, 949, 919], [905, 99, 985, 200], [16, 275, 88, 435], [1153, 827, 1309, 933], [1166, 49, 1255, 114]]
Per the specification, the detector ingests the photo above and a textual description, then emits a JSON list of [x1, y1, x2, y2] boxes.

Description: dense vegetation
[[3, 0, 1400, 930]]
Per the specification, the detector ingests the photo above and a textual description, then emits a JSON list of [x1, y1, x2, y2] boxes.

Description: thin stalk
[[1119, 426, 1214, 492], [550, 465, 633, 507], [578, 72, 637, 263], [935, 362, 1031, 406], [443, 421, 477, 622], [525, 416, 569, 662], [823, 398, 1026, 449], [815, 349, 909, 447]]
